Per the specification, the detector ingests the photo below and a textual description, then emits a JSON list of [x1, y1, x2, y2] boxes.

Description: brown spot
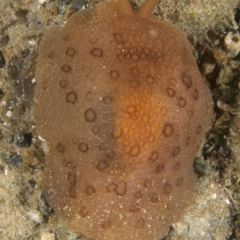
[[131, 67, 140, 75], [147, 75, 155, 84], [130, 80, 139, 88], [130, 203, 140, 212], [156, 164, 164, 173], [135, 191, 142, 199], [135, 219, 145, 229], [173, 161, 181, 170], [66, 92, 77, 103], [176, 177, 184, 187], [110, 71, 119, 79], [59, 80, 67, 88], [48, 51, 54, 59], [56, 143, 65, 153], [186, 137, 191, 146], [163, 183, 172, 194], [91, 125, 100, 134], [130, 146, 140, 156], [69, 186, 77, 198], [61, 64, 71, 73], [80, 206, 88, 217], [79, 143, 88, 152], [85, 186, 95, 196], [167, 88, 175, 97], [182, 74, 192, 88], [106, 183, 116, 193], [66, 47, 76, 56], [103, 96, 112, 105], [149, 151, 159, 162], [173, 146, 180, 157], [113, 33, 124, 43], [150, 193, 159, 203], [179, 98, 187, 108], [67, 173, 76, 186], [193, 89, 199, 100], [144, 179, 152, 187], [91, 48, 103, 57], [97, 160, 108, 171], [84, 108, 96, 122], [164, 125, 173, 137], [196, 125, 202, 134], [102, 221, 111, 229], [115, 181, 127, 196]]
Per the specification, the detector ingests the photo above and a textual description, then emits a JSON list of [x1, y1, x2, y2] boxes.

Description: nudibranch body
[[34, 0, 213, 239]]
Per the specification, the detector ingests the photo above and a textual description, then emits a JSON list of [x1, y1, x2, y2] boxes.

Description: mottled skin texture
[[34, 0, 213, 239]]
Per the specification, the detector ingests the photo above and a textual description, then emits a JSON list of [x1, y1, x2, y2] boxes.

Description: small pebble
[[28, 179, 37, 188], [26, 209, 44, 224], [7, 153, 22, 166], [0, 35, 9, 47], [41, 232, 55, 240], [16, 132, 32, 148]]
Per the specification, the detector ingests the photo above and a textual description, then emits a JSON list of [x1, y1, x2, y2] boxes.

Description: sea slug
[[33, 0, 213, 239]]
